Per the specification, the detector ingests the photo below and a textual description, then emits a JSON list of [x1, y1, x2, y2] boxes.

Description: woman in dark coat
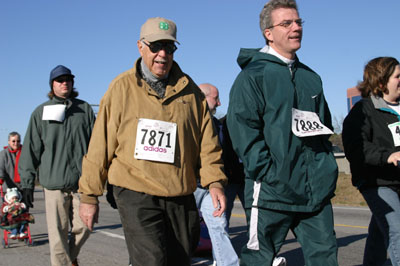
[[343, 57, 400, 266]]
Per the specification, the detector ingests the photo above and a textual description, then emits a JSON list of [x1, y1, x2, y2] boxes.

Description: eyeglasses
[[54, 76, 73, 83], [11, 140, 20, 143], [142, 41, 177, 55], [268, 19, 304, 29]]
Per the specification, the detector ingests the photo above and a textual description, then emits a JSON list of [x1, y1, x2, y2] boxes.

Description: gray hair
[[260, 0, 299, 44], [8, 131, 20, 140]]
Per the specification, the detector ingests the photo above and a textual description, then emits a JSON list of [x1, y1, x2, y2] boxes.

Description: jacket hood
[[236, 48, 298, 70]]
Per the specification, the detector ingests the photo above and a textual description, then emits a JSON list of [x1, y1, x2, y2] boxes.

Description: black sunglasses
[[142, 41, 177, 55], [54, 76, 73, 83]]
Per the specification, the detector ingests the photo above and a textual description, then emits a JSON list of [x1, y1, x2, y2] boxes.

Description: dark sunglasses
[[11, 140, 20, 143], [142, 41, 177, 55], [54, 76, 73, 83]]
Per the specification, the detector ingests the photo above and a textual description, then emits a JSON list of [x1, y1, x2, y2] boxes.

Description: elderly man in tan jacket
[[78, 17, 227, 266]]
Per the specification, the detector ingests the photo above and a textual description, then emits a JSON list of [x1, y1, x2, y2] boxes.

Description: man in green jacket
[[19, 65, 95, 266], [227, 1, 338, 265], [78, 17, 227, 266]]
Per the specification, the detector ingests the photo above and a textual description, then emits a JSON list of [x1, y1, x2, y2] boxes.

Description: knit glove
[[22, 188, 34, 208]]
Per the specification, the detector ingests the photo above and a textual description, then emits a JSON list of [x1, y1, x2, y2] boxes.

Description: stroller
[[0, 185, 34, 248], [194, 210, 212, 254]]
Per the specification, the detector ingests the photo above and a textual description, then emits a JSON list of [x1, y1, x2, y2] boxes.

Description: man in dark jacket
[[196, 83, 239, 266], [227, 0, 338, 265], [19, 65, 95, 266], [220, 116, 245, 227]]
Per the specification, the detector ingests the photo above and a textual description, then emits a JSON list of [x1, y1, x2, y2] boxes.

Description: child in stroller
[[1, 187, 34, 239]]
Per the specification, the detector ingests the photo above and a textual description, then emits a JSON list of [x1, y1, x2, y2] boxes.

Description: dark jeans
[[114, 187, 200, 266], [10, 223, 25, 235], [361, 187, 400, 266]]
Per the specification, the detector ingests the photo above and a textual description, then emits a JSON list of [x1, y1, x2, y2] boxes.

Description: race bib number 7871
[[134, 118, 177, 163]]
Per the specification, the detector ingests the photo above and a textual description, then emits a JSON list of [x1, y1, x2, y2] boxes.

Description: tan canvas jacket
[[79, 59, 226, 204]]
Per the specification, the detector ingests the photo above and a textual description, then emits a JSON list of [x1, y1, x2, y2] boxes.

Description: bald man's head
[[199, 83, 221, 115]]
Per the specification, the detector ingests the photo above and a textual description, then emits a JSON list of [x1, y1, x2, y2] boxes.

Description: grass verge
[[332, 172, 367, 207]]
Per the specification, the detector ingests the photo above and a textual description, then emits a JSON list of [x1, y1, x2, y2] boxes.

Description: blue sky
[[1, 0, 400, 143]]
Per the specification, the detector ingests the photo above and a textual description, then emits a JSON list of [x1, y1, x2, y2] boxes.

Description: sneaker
[[72, 258, 79, 266], [19, 232, 27, 238], [9, 234, 17, 240], [272, 257, 287, 266]]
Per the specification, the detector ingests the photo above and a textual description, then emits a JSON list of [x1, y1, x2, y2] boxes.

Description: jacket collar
[[370, 95, 400, 118], [371, 95, 392, 110], [260, 45, 296, 66], [51, 95, 73, 109], [134, 58, 189, 101], [237, 48, 299, 71]]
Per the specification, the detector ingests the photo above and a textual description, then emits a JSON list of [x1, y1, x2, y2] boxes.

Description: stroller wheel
[[2, 239, 8, 248], [24, 238, 33, 246]]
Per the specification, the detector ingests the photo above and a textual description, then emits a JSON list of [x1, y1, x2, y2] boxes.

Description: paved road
[[0, 188, 391, 266]]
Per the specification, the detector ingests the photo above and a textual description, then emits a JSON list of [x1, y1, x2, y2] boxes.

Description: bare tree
[[329, 114, 345, 151], [332, 114, 345, 134]]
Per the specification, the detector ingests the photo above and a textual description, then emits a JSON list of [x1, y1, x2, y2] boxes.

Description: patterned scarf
[[140, 60, 168, 98]]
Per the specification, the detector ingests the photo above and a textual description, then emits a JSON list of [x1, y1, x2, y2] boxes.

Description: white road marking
[[95, 229, 125, 240], [94, 229, 214, 265], [333, 206, 370, 211]]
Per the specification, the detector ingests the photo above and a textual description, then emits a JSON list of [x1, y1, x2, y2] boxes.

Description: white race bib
[[134, 118, 177, 163], [42, 104, 66, 122], [291, 108, 334, 137], [388, 121, 400, 147]]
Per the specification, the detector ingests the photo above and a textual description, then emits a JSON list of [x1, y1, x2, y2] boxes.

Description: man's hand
[[209, 187, 226, 217], [22, 188, 34, 208], [79, 203, 99, 231]]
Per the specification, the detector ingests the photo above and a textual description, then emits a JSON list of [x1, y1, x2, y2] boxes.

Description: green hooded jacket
[[19, 96, 95, 190], [227, 48, 338, 212]]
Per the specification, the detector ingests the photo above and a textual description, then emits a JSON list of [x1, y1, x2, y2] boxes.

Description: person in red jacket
[[0, 132, 22, 192]]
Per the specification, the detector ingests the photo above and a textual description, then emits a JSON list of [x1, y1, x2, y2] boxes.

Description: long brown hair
[[358, 57, 399, 98]]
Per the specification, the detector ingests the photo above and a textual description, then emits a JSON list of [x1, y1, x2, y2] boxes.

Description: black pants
[[114, 187, 200, 266]]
